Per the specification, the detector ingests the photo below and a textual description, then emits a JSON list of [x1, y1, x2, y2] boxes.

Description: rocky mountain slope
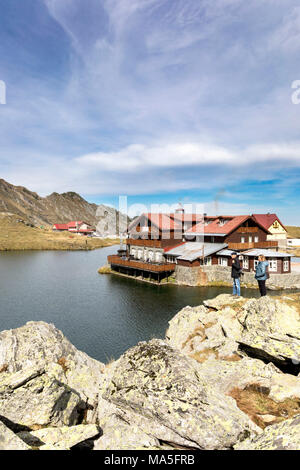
[[0, 294, 300, 450], [0, 179, 127, 232]]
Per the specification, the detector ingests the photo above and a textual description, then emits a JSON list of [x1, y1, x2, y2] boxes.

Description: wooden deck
[[108, 255, 176, 273]]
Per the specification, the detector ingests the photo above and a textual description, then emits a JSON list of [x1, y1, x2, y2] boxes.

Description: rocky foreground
[[0, 294, 300, 450]]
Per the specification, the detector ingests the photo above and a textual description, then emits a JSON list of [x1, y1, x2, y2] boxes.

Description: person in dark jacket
[[255, 255, 269, 297], [231, 253, 242, 296]]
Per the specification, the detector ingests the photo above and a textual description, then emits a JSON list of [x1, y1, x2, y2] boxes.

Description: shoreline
[[99, 265, 300, 291], [0, 240, 119, 252]]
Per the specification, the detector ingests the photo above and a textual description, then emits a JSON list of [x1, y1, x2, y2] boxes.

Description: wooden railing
[[237, 227, 259, 233], [126, 238, 162, 248], [228, 241, 278, 250], [108, 255, 176, 272]]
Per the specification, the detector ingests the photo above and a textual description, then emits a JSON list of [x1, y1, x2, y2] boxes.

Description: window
[[249, 236, 253, 243], [218, 257, 228, 267], [283, 258, 290, 272], [131, 248, 136, 258], [148, 250, 154, 261], [241, 237, 245, 243], [137, 249, 143, 260], [219, 219, 227, 226], [204, 256, 212, 266], [155, 252, 162, 263], [243, 256, 249, 269], [254, 259, 259, 269], [254, 236, 259, 243], [269, 258, 277, 272]]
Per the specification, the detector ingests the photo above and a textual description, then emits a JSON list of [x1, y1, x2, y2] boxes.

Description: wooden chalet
[[107, 211, 291, 281], [184, 215, 278, 251], [53, 221, 94, 235], [107, 212, 183, 282]]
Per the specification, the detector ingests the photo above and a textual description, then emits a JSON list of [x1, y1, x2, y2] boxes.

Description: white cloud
[[76, 141, 300, 172]]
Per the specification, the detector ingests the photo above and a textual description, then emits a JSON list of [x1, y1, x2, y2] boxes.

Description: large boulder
[[166, 300, 243, 361], [234, 414, 300, 450], [0, 422, 30, 450], [167, 295, 300, 372], [194, 357, 300, 428], [0, 322, 105, 421], [94, 415, 162, 450], [101, 339, 259, 450], [0, 366, 83, 430], [237, 297, 300, 371]]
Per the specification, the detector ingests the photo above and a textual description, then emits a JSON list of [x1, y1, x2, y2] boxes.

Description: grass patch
[[190, 348, 218, 363], [229, 383, 300, 429], [57, 357, 69, 373], [0, 213, 119, 251], [181, 326, 207, 350], [286, 226, 300, 239], [98, 265, 112, 274]]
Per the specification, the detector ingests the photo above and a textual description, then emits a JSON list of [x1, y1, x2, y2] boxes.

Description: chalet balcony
[[228, 240, 279, 251], [107, 255, 176, 273], [237, 227, 259, 233]]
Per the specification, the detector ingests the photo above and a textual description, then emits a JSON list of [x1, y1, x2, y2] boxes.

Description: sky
[[0, 0, 300, 222]]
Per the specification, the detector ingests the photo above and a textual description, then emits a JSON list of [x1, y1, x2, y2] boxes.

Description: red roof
[[147, 213, 182, 231], [67, 221, 84, 229], [186, 215, 251, 235], [53, 224, 68, 230], [171, 213, 204, 223], [252, 214, 286, 232], [129, 213, 276, 236]]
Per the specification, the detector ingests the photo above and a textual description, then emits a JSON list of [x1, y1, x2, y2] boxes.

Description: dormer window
[[218, 219, 227, 226]]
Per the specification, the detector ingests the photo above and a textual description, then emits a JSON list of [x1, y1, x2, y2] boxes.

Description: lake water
[[0, 246, 285, 363]]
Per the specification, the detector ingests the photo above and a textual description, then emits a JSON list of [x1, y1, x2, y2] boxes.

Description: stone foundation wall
[[175, 265, 204, 286], [175, 264, 300, 289]]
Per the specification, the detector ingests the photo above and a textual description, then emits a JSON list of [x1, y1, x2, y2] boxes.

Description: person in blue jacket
[[255, 255, 269, 296]]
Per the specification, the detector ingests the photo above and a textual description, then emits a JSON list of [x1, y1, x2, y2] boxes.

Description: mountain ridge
[[0, 178, 111, 227]]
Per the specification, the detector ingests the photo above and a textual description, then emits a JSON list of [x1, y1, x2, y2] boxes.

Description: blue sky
[[0, 0, 300, 222]]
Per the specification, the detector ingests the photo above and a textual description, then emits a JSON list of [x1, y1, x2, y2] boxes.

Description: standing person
[[231, 253, 242, 297], [255, 255, 269, 297]]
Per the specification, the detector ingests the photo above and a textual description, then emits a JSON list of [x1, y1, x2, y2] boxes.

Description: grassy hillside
[[0, 213, 119, 251], [286, 226, 300, 239]]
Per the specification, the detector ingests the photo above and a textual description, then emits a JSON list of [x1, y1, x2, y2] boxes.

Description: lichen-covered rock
[[0, 367, 83, 430], [203, 294, 246, 310], [0, 422, 30, 450], [18, 424, 100, 449], [167, 295, 300, 372], [166, 301, 242, 360], [94, 415, 161, 450], [234, 414, 300, 450], [237, 297, 300, 370], [195, 356, 300, 410], [0, 322, 105, 421], [166, 305, 213, 351], [102, 339, 259, 450]]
